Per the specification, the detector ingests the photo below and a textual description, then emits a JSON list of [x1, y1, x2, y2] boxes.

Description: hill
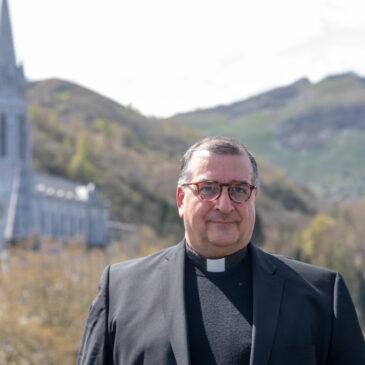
[[27, 78, 322, 245], [27, 79, 198, 237], [169, 72, 365, 199]]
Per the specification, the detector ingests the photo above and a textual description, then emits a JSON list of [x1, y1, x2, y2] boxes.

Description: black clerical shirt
[[184, 245, 253, 365]]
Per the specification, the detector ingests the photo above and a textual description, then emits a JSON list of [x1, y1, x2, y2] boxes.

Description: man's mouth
[[209, 220, 236, 224]]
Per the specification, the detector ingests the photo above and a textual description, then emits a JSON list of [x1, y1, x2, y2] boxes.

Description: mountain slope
[[27, 78, 198, 237], [169, 72, 365, 199], [27, 78, 321, 245]]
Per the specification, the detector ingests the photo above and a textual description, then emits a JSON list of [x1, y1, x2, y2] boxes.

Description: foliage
[[0, 231, 172, 364], [0, 244, 108, 364], [296, 204, 365, 327], [300, 214, 336, 261], [67, 131, 96, 181]]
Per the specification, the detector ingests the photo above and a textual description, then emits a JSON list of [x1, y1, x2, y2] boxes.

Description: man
[[78, 136, 365, 365]]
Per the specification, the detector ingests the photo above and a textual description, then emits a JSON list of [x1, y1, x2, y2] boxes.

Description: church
[[0, 0, 109, 252]]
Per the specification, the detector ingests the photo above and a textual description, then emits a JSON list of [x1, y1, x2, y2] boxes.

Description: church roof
[[35, 173, 104, 204]]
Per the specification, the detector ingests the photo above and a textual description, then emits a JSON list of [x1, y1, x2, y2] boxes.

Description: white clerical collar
[[206, 258, 225, 272], [185, 242, 248, 273]]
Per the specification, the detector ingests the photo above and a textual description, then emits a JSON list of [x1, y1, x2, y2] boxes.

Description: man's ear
[[176, 186, 185, 218]]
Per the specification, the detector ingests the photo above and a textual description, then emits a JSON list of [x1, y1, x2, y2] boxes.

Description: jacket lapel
[[249, 245, 285, 365], [160, 241, 191, 365]]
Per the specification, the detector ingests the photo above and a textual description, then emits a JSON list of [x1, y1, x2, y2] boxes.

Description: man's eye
[[199, 184, 216, 193], [232, 185, 249, 194]]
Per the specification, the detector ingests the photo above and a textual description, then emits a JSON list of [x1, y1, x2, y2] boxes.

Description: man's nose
[[214, 187, 234, 213]]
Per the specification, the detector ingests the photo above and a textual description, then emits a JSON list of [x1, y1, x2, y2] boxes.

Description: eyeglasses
[[181, 181, 256, 203]]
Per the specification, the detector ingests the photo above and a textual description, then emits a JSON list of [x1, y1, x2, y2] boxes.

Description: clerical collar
[[185, 243, 248, 273]]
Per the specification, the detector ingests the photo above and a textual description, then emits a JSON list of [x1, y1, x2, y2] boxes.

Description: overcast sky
[[8, 0, 365, 117]]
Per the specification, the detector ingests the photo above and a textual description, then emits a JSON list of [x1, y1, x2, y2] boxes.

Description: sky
[[8, 0, 365, 118]]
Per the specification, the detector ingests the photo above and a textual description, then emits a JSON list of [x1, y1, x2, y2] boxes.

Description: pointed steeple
[[0, 0, 16, 69], [0, 0, 25, 98]]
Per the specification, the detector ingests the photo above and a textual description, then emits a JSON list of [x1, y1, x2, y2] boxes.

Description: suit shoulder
[[254, 245, 337, 285], [109, 242, 182, 277], [275, 253, 335, 276]]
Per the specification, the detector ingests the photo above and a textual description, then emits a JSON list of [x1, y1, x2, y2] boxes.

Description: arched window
[[0, 113, 6, 157], [18, 114, 26, 160]]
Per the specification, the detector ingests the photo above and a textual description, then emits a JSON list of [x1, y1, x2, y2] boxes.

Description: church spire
[[0, 0, 16, 69], [0, 0, 25, 98]]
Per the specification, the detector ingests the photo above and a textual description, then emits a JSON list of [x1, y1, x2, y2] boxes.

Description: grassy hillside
[[27, 79, 198, 237], [27, 78, 320, 246], [169, 73, 365, 199]]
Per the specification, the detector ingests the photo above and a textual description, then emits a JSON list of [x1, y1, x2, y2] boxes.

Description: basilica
[[0, 0, 109, 251]]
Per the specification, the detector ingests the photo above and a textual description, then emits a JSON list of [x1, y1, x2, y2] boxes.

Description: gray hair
[[178, 136, 259, 187]]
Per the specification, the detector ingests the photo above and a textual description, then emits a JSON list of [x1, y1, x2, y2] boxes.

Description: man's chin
[[206, 234, 241, 251]]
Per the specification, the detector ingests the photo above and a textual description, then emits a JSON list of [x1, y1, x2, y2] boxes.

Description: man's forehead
[[191, 150, 213, 160], [188, 150, 252, 178], [190, 149, 248, 162]]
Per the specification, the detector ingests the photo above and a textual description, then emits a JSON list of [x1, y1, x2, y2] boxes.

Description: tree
[[299, 212, 365, 328], [67, 131, 95, 182]]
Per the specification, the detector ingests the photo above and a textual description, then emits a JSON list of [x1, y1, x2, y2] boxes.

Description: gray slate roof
[[35, 173, 103, 204]]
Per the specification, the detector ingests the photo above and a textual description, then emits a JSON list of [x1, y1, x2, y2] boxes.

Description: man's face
[[176, 151, 257, 258]]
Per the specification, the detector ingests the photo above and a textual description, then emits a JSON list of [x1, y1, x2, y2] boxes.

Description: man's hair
[[178, 136, 259, 187]]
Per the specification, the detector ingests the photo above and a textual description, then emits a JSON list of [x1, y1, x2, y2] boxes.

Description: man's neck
[[185, 241, 249, 273]]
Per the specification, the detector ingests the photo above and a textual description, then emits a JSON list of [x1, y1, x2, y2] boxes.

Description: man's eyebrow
[[198, 179, 251, 184]]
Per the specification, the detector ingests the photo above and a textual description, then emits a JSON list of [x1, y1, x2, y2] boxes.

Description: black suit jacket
[[78, 241, 365, 364]]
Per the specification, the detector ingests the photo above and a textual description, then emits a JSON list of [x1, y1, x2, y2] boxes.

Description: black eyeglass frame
[[181, 180, 257, 203]]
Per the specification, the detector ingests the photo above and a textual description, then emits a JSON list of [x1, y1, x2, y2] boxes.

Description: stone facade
[[0, 0, 109, 251]]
